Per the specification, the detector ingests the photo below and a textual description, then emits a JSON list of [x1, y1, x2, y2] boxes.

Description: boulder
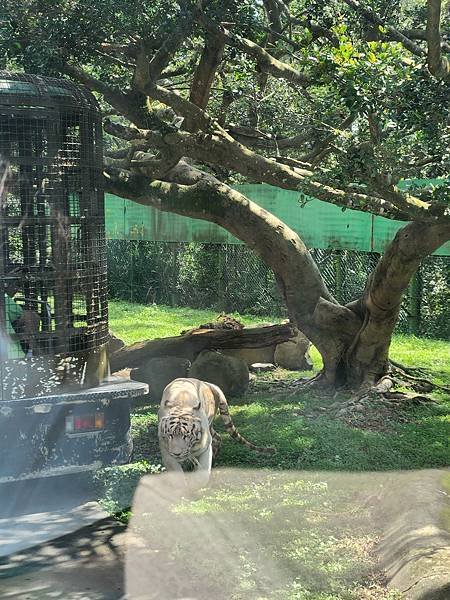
[[274, 329, 313, 371], [220, 321, 276, 366], [130, 356, 191, 402], [189, 350, 249, 396], [107, 332, 126, 355], [221, 345, 275, 367]]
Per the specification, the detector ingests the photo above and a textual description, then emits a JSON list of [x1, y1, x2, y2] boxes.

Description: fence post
[[170, 244, 179, 306], [408, 268, 422, 335], [130, 240, 135, 303], [218, 244, 230, 312], [334, 250, 343, 303]]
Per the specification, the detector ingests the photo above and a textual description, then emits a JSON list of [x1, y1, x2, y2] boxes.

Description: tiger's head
[[158, 415, 203, 462]]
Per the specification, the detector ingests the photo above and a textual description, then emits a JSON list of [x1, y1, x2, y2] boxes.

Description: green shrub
[[93, 460, 163, 516]]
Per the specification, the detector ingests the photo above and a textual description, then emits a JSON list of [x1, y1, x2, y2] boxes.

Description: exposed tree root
[[373, 375, 395, 394], [355, 371, 439, 407], [289, 371, 333, 395], [389, 362, 450, 393], [287, 356, 446, 430], [296, 370, 441, 430], [322, 389, 437, 431], [361, 388, 436, 406], [389, 359, 428, 376]]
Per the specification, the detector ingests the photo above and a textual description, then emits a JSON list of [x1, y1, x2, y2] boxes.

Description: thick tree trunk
[[342, 221, 450, 389], [106, 168, 450, 393], [107, 171, 362, 384]]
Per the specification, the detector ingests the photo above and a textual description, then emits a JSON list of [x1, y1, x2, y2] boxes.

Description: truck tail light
[[65, 412, 105, 433]]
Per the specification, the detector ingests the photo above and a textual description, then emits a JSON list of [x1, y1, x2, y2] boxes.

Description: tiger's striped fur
[[158, 378, 275, 485]]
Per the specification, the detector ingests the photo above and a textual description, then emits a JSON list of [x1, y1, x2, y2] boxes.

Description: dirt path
[[1, 469, 448, 600]]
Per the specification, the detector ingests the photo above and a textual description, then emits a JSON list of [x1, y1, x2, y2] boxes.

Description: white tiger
[[158, 378, 276, 488]]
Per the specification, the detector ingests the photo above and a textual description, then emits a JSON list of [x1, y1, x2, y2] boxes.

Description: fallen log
[[110, 323, 294, 372]]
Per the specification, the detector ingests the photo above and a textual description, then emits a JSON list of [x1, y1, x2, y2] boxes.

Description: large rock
[[189, 350, 249, 397], [220, 322, 276, 366], [274, 329, 313, 371], [130, 356, 191, 402], [221, 323, 313, 371], [107, 332, 125, 355], [221, 346, 275, 367]]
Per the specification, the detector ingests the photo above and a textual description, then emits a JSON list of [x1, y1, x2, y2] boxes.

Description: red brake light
[[66, 412, 105, 433]]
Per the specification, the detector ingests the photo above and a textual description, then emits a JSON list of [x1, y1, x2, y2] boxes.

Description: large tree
[[2, 0, 449, 394]]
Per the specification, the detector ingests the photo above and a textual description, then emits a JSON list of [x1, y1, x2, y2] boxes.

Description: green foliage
[[93, 460, 163, 516], [2, 0, 179, 72], [2, 0, 449, 212]]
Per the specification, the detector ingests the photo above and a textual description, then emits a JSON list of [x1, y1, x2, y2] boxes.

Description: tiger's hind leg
[[211, 427, 222, 465]]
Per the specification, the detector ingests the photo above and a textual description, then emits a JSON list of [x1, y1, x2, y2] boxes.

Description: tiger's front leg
[[188, 444, 212, 491], [160, 446, 184, 476]]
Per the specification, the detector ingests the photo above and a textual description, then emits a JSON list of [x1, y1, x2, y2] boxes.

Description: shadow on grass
[[216, 388, 450, 472], [129, 383, 450, 474]]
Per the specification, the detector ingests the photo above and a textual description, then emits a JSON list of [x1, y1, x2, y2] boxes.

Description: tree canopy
[[1, 0, 449, 391], [2, 0, 449, 221]]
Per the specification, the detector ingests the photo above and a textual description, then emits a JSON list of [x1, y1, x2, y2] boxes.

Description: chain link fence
[[107, 240, 449, 339]]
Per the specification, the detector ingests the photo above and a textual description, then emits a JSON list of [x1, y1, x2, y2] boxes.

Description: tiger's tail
[[210, 383, 276, 454]]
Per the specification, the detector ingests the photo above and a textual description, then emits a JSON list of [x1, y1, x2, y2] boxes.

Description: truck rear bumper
[[0, 377, 146, 483]]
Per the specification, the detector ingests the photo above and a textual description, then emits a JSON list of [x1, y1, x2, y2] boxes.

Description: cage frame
[[0, 72, 108, 395]]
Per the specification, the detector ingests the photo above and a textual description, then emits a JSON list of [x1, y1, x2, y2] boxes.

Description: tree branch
[[94, 49, 135, 69], [102, 37, 446, 225], [103, 120, 147, 141], [104, 164, 363, 368], [63, 63, 131, 114], [343, 0, 425, 57], [290, 17, 340, 47], [146, 9, 197, 82], [144, 83, 214, 131], [157, 128, 431, 221], [263, 0, 283, 35], [104, 97, 439, 223], [426, 0, 450, 80], [198, 14, 312, 88], [301, 113, 357, 164], [189, 31, 225, 110], [102, 81, 444, 224], [100, 42, 139, 59], [227, 111, 356, 153], [226, 126, 311, 150], [62, 63, 151, 128], [103, 166, 335, 317], [400, 28, 450, 53], [350, 221, 450, 374]]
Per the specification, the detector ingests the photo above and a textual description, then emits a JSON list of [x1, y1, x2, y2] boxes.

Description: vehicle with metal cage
[[0, 73, 147, 482]]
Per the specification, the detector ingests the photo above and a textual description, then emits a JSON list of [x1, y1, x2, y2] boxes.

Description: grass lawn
[[109, 300, 449, 380], [108, 299, 273, 344], [103, 300, 449, 599]]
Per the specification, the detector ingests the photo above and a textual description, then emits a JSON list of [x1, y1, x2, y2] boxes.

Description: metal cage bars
[[0, 72, 108, 369]]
